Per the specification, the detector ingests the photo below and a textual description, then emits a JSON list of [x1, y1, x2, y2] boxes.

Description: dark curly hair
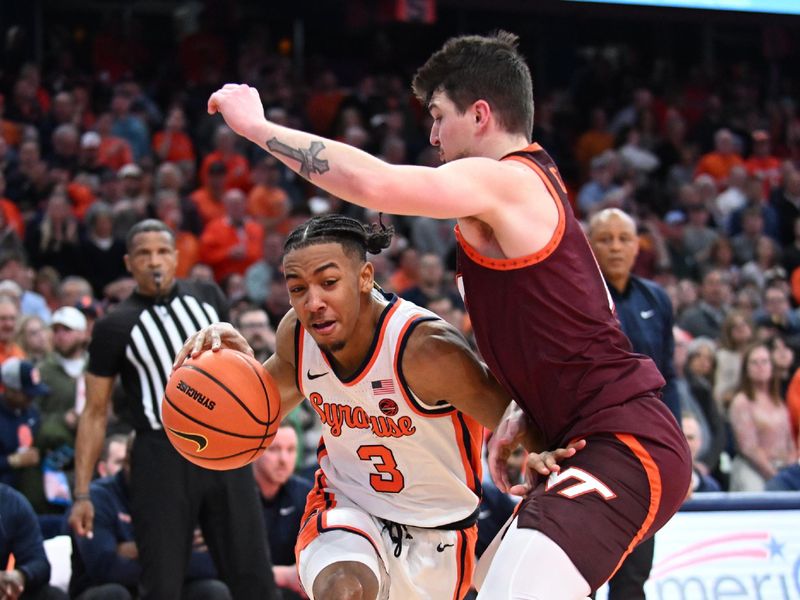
[[283, 215, 393, 262]]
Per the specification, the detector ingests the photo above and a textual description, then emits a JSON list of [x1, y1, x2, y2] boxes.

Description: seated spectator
[[0, 295, 26, 364], [79, 202, 127, 298], [70, 434, 231, 600], [247, 157, 290, 232], [694, 128, 743, 188], [0, 483, 68, 599], [745, 130, 781, 193], [58, 277, 94, 311], [244, 233, 283, 306], [682, 412, 722, 493], [678, 269, 731, 340], [152, 106, 196, 173], [235, 307, 275, 364], [388, 247, 419, 295], [728, 343, 798, 491], [14, 315, 52, 365], [94, 113, 133, 172], [24, 190, 81, 277], [0, 252, 52, 323], [154, 190, 200, 278], [253, 425, 310, 600], [753, 282, 800, 346], [774, 169, 800, 248], [713, 310, 754, 406], [190, 161, 227, 225], [0, 358, 46, 505], [577, 151, 622, 216], [153, 162, 202, 236], [199, 125, 251, 192], [37, 307, 88, 452], [199, 189, 264, 282], [402, 252, 464, 311]]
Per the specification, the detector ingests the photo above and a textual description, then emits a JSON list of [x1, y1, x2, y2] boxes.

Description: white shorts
[[296, 474, 476, 600]]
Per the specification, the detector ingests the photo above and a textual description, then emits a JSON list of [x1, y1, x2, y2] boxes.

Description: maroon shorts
[[515, 429, 691, 591]]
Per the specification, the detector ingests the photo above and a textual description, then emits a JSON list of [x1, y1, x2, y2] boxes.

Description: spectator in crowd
[[199, 125, 250, 192], [0, 295, 26, 364], [0, 482, 68, 600], [70, 433, 232, 600], [754, 281, 800, 345], [94, 113, 134, 172], [235, 307, 275, 364], [574, 107, 615, 180], [773, 168, 800, 248], [684, 337, 728, 482], [199, 188, 264, 282], [154, 189, 200, 278], [57, 277, 93, 311], [152, 106, 196, 176], [79, 202, 127, 297], [247, 157, 290, 232], [577, 151, 622, 216], [402, 252, 463, 311], [765, 463, 800, 491], [244, 232, 283, 306], [37, 307, 88, 452], [387, 246, 419, 294], [95, 434, 127, 478], [14, 315, 52, 365], [695, 128, 744, 187], [0, 252, 52, 323], [253, 425, 311, 600], [190, 160, 227, 225], [0, 358, 45, 502], [24, 190, 81, 276], [109, 93, 149, 162], [682, 412, 722, 493], [728, 343, 798, 491], [153, 162, 203, 236], [714, 310, 755, 405], [678, 269, 731, 339]]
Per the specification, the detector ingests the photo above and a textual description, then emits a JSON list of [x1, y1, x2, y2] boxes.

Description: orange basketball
[[162, 349, 281, 470]]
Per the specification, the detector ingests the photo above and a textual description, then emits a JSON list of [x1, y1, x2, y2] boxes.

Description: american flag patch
[[371, 379, 395, 395]]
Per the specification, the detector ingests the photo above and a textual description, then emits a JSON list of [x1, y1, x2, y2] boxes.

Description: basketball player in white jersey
[[175, 215, 582, 600]]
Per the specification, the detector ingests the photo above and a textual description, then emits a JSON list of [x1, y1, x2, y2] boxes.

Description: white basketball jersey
[[296, 292, 483, 528]]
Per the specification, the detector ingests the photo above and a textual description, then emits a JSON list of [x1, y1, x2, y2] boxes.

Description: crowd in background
[[0, 2, 799, 596]]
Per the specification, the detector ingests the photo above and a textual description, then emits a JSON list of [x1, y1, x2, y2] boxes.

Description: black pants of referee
[[130, 432, 279, 600], [604, 535, 655, 600]]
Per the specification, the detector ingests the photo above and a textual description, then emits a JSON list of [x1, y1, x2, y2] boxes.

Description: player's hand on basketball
[[68, 497, 94, 539], [207, 84, 268, 142], [509, 439, 587, 496], [488, 405, 530, 493], [173, 322, 254, 370]]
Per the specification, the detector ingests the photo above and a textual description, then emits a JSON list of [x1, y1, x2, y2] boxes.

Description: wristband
[[73, 493, 91, 502]]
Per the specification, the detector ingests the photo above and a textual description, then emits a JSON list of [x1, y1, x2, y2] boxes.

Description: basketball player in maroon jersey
[[206, 31, 692, 598]]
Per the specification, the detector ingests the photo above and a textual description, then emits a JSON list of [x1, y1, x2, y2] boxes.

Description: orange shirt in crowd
[[199, 218, 264, 281], [0, 342, 25, 365], [745, 155, 782, 191], [388, 270, 417, 295], [199, 152, 251, 192], [247, 184, 289, 229], [574, 130, 615, 178], [98, 136, 134, 171], [1, 120, 21, 147], [175, 231, 200, 278], [152, 130, 196, 163], [1, 199, 24, 237], [694, 152, 744, 186], [190, 187, 227, 225]]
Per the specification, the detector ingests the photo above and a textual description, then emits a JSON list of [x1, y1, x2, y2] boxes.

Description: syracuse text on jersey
[[308, 392, 417, 438]]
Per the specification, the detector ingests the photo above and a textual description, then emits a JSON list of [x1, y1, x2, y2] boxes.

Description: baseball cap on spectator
[[118, 163, 143, 179], [81, 131, 101, 148], [208, 160, 226, 176], [75, 295, 102, 320], [1, 358, 50, 396], [52, 306, 87, 332]]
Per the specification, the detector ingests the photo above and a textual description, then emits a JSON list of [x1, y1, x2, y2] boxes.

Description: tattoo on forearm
[[266, 138, 330, 178]]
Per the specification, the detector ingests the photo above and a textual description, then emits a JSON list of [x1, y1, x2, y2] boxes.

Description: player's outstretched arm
[[207, 84, 522, 220]]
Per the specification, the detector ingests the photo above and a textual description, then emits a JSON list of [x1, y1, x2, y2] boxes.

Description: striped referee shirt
[[87, 280, 228, 431]]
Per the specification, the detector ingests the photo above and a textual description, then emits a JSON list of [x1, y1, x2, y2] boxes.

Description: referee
[[69, 219, 278, 600]]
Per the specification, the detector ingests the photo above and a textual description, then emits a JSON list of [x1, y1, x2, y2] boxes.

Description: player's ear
[[359, 261, 375, 293], [473, 100, 491, 128], [123, 254, 132, 274]]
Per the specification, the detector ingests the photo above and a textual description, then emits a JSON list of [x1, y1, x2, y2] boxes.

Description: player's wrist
[[247, 120, 273, 146]]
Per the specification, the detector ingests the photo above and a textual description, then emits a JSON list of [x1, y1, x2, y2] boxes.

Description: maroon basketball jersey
[[456, 144, 667, 447]]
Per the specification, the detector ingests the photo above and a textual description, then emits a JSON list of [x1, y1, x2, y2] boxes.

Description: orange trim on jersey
[[317, 299, 402, 387], [454, 197, 564, 273], [453, 525, 478, 600], [450, 412, 483, 495], [608, 433, 662, 581], [393, 314, 454, 418], [295, 322, 306, 397]]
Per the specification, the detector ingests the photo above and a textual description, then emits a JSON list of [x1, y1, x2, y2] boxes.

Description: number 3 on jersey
[[357, 445, 405, 493]]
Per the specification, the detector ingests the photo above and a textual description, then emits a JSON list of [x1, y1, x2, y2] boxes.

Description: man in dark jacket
[[0, 483, 66, 599]]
